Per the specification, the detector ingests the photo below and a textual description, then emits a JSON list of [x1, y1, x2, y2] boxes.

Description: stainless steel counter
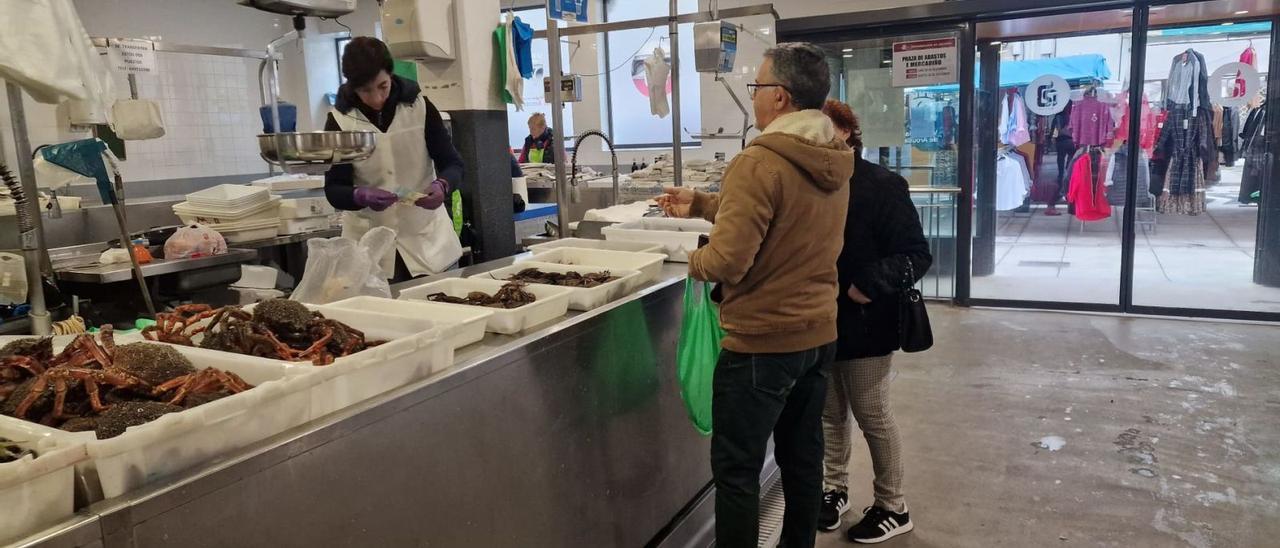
[[51, 245, 259, 284], [13, 257, 713, 548]]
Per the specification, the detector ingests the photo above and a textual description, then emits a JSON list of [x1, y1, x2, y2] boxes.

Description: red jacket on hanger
[[1067, 151, 1111, 221], [1234, 46, 1257, 98]]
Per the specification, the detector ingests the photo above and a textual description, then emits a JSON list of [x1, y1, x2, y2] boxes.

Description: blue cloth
[[512, 17, 534, 79], [914, 54, 1112, 92]]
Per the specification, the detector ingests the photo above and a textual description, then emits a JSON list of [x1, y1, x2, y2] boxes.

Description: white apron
[[333, 96, 463, 277]]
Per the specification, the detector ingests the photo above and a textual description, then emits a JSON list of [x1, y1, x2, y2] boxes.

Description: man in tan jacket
[[659, 42, 853, 548]]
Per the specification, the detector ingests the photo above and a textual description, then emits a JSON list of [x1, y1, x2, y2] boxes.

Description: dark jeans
[[711, 343, 835, 548]]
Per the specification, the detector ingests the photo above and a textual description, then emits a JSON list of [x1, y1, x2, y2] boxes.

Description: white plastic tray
[[527, 237, 666, 256], [251, 174, 324, 192], [186, 184, 270, 208], [0, 339, 313, 501], [601, 218, 712, 262], [517, 247, 665, 291], [0, 419, 86, 544], [221, 224, 281, 243], [396, 278, 573, 335], [473, 261, 641, 311], [173, 195, 281, 225], [321, 296, 492, 349]]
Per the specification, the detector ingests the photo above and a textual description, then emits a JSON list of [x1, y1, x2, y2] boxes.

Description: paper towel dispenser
[[382, 0, 456, 62]]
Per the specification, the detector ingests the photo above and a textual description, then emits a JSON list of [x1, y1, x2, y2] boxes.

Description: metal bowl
[[257, 131, 376, 165]]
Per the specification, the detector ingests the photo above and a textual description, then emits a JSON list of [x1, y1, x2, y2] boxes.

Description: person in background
[[658, 43, 853, 548], [519, 112, 555, 163], [817, 99, 932, 544], [323, 36, 465, 282]]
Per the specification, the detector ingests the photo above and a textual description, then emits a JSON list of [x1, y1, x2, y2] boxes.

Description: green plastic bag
[[676, 278, 725, 435], [451, 189, 464, 236]]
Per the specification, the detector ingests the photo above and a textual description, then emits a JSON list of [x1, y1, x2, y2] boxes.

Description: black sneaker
[[847, 505, 913, 544], [817, 490, 849, 532]]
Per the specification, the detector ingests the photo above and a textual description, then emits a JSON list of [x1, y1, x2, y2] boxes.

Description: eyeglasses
[[747, 83, 790, 99]]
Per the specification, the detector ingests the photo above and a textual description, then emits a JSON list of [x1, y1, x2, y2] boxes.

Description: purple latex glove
[[414, 179, 449, 210], [353, 186, 398, 212]]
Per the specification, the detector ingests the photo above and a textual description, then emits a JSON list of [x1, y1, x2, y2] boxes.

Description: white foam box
[[600, 218, 713, 262], [517, 247, 665, 292], [321, 296, 491, 349], [527, 237, 665, 256], [0, 338, 313, 502], [472, 261, 641, 311], [395, 278, 573, 335], [0, 418, 86, 544], [278, 216, 330, 235], [279, 196, 334, 219]]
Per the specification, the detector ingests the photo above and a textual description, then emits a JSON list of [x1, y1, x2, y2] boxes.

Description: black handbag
[[898, 259, 933, 353]]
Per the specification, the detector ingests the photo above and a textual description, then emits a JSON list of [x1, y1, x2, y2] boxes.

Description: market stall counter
[[10, 256, 713, 548]]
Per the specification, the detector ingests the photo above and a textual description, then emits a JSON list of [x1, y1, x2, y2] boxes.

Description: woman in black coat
[[817, 100, 932, 543]]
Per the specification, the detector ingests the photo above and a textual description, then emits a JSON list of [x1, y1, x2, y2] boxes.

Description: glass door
[[1132, 1, 1280, 316], [970, 8, 1136, 307], [818, 30, 964, 299]]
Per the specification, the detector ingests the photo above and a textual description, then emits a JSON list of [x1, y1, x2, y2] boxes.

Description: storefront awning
[[911, 54, 1112, 92]]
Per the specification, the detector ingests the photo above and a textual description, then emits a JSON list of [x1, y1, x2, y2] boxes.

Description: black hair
[[342, 36, 394, 88]]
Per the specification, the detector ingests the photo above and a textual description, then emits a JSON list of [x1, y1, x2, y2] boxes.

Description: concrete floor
[[814, 305, 1280, 548], [971, 165, 1280, 312]]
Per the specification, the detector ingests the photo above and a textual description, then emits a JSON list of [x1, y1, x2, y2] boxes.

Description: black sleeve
[[424, 99, 465, 187], [849, 177, 934, 301], [322, 113, 362, 211]]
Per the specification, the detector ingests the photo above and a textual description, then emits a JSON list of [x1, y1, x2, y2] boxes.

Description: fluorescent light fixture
[[1236, 10, 1250, 15], [1222, 22, 1235, 26], [843, 54, 852, 58], [991, 41, 1002, 45], [842, 48, 853, 52], [881, 59, 891, 64]]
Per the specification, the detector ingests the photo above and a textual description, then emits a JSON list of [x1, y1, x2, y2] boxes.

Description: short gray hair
[[763, 42, 830, 110]]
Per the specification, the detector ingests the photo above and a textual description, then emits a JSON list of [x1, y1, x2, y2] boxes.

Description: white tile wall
[[115, 54, 268, 182]]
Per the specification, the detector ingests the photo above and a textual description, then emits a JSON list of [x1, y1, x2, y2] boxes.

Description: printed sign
[[892, 38, 957, 87], [107, 38, 156, 74], [548, 0, 588, 23], [1026, 74, 1072, 116], [1208, 62, 1261, 108]]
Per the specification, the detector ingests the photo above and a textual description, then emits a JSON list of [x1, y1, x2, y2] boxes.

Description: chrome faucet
[[569, 129, 619, 206]]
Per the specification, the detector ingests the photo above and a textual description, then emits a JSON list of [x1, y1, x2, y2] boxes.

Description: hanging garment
[[333, 95, 464, 277], [1156, 104, 1210, 215], [1234, 46, 1257, 98], [995, 152, 1030, 211], [1206, 104, 1224, 183], [1108, 148, 1152, 208], [1115, 92, 1157, 153], [1168, 50, 1203, 110], [1221, 106, 1237, 166], [1002, 92, 1031, 146], [1067, 148, 1110, 221], [1240, 103, 1267, 204], [512, 16, 534, 78], [645, 47, 671, 118], [1069, 95, 1115, 147]]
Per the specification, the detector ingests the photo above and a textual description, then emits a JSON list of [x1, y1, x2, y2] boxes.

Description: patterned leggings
[[821, 355, 906, 512]]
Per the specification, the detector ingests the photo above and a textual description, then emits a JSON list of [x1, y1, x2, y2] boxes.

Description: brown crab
[[427, 282, 537, 309], [504, 268, 618, 288]]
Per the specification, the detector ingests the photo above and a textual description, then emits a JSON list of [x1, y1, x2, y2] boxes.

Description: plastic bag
[[291, 226, 396, 305], [0, 252, 28, 305], [163, 224, 227, 259], [676, 278, 725, 435], [0, 0, 116, 113], [111, 99, 166, 140]]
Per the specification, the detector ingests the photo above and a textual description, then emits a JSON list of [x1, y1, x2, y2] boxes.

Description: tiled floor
[[972, 166, 1280, 313]]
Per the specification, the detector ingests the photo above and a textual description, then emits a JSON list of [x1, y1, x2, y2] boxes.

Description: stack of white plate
[[172, 184, 281, 243]]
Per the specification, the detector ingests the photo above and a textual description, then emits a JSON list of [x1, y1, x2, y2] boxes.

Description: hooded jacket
[[688, 110, 854, 354], [323, 75, 465, 211]]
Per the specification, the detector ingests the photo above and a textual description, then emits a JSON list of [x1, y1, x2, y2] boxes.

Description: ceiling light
[[881, 59, 891, 64], [842, 48, 852, 52], [843, 54, 852, 58], [1222, 22, 1235, 26], [1236, 10, 1250, 15], [991, 41, 1002, 46]]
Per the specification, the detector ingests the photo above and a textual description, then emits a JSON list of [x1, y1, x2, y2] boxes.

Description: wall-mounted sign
[[548, 0, 588, 23], [1026, 74, 1072, 116], [107, 38, 156, 74], [1208, 62, 1261, 108], [891, 38, 957, 87]]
